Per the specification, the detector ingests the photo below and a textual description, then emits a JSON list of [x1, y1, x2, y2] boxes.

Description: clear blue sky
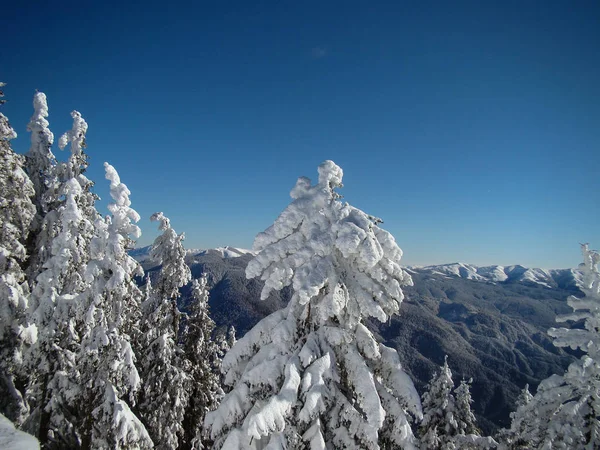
[[3, 1, 599, 268]]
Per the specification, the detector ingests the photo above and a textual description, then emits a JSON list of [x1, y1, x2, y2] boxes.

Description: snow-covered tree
[[25, 92, 59, 281], [180, 274, 224, 449], [498, 385, 534, 449], [503, 244, 600, 449], [419, 357, 457, 450], [75, 163, 151, 449], [0, 92, 36, 425], [25, 110, 100, 447], [453, 378, 479, 437], [137, 212, 191, 449], [443, 378, 487, 450], [205, 160, 421, 449]]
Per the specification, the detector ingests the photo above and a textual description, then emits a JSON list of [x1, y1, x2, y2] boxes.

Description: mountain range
[[134, 247, 581, 435]]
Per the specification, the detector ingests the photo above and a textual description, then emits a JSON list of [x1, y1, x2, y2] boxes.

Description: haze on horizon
[[3, 1, 599, 269]]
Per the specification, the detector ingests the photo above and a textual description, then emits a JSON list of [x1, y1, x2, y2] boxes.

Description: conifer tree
[[503, 244, 600, 449], [453, 379, 479, 437], [137, 212, 191, 449], [25, 92, 58, 281], [181, 274, 224, 449], [205, 160, 421, 449], [0, 86, 36, 425], [76, 163, 151, 449], [498, 385, 534, 449], [26, 110, 99, 447], [420, 357, 457, 450]]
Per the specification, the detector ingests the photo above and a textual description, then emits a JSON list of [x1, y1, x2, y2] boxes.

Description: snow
[[0, 414, 39, 449], [417, 262, 581, 289]]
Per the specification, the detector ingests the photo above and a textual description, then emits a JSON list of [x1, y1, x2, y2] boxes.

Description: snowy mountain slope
[[131, 245, 254, 265], [136, 249, 581, 434], [0, 414, 39, 449], [412, 263, 582, 290]]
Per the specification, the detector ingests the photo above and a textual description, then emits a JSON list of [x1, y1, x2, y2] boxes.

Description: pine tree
[[181, 274, 224, 449], [453, 379, 479, 437], [0, 87, 37, 425], [498, 385, 534, 449], [76, 163, 151, 449], [205, 160, 421, 449], [137, 212, 191, 449], [503, 244, 600, 449], [24, 92, 59, 282], [26, 110, 99, 447], [419, 357, 457, 450]]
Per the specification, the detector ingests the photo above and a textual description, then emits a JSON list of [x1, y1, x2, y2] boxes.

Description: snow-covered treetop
[[578, 243, 600, 298], [149, 211, 191, 300], [104, 162, 141, 241], [58, 110, 88, 179], [0, 113, 16, 141], [0, 83, 16, 140], [27, 92, 54, 158], [247, 160, 412, 327]]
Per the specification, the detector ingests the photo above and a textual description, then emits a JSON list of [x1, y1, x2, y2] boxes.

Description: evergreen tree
[[0, 88, 37, 425], [453, 378, 479, 437], [504, 244, 600, 449], [498, 385, 534, 449], [137, 212, 191, 449], [205, 161, 421, 449], [181, 274, 223, 449], [419, 357, 457, 450], [26, 111, 99, 447], [25, 92, 59, 282], [76, 163, 151, 449]]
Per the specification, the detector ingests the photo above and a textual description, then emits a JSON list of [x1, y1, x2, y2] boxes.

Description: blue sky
[[3, 1, 599, 268]]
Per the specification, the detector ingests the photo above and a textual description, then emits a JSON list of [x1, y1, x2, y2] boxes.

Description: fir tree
[[453, 378, 479, 437], [76, 163, 151, 449], [137, 212, 191, 449], [0, 88, 36, 425], [205, 160, 421, 449], [498, 384, 534, 449], [26, 110, 99, 447], [181, 274, 224, 449], [504, 244, 600, 449], [419, 357, 457, 450], [25, 92, 59, 282]]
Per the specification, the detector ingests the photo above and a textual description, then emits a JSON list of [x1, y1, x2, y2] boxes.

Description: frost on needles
[[205, 160, 422, 449]]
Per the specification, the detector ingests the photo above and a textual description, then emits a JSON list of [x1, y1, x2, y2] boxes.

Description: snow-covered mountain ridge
[[410, 262, 582, 290], [130, 245, 254, 264], [132, 246, 582, 291]]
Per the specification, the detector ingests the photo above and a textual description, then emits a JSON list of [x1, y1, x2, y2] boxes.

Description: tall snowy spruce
[[420, 359, 491, 450], [205, 161, 422, 449], [26, 110, 100, 447], [137, 212, 192, 449], [503, 244, 600, 449], [181, 274, 224, 449], [498, 385, 534, 449], [0, 86, 37, 425], [24, 92, 59, 282], [75, 163, 151, 449], [419, 357, 457, 450]]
